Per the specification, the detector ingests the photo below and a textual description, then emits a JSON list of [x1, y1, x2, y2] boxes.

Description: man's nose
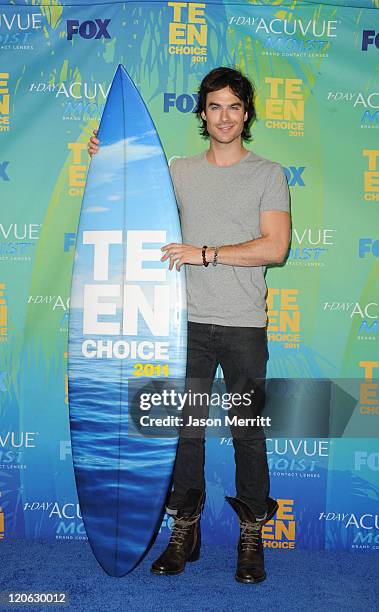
[[220, 107, 230, 121]]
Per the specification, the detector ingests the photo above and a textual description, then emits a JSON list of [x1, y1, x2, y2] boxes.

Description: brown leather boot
[[151, 489, 205, 575], [225, 496, 278, 584]]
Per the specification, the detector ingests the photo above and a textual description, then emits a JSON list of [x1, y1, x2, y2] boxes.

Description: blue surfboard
[[68, 65, 187, 577]]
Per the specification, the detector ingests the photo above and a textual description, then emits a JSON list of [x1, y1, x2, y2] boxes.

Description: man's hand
[[88, 128, 100, 157], [161, 243, 203, 271]]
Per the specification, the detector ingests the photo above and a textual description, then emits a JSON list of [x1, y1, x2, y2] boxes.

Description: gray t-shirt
[[170, 150, 290, 327]]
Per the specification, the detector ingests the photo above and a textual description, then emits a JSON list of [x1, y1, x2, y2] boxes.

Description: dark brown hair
[[195, 66, 256, 141]]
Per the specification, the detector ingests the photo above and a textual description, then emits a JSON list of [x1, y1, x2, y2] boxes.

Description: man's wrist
[[203, 246, 220, 266]]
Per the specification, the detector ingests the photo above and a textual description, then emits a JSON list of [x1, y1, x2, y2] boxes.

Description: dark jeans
[[167, 321, 270, 517]]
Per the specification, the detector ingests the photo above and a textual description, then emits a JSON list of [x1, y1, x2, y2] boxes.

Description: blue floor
[[0, 540, 378, 612]]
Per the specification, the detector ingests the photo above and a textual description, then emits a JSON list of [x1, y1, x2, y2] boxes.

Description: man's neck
[[206, 139, 249, 167]]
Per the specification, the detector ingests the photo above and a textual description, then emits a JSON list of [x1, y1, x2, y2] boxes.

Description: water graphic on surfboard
[[68, 65, 187, 577]]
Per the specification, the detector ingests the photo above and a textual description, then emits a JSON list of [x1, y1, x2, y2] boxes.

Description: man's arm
[[215, 210, 291, 266], [88, 129, 99, 157], [161, 210, 290, 270]]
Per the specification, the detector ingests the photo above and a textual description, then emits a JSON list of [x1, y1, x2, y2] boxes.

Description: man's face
[[201, 86, 248, 145]]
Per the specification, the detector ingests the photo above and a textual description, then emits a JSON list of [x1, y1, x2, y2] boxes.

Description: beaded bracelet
[[202, 245, 209, 267], [212, 246, 219, 267]]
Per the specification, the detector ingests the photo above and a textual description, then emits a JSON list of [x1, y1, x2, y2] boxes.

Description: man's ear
[[244, 111, 248, 122], [201, 110, 206, 121]]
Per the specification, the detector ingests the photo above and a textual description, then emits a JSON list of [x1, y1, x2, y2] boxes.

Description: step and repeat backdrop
[[1, 0, 378, 553]]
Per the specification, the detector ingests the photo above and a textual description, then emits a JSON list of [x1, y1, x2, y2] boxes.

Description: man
[[88, 66, 291, 584]]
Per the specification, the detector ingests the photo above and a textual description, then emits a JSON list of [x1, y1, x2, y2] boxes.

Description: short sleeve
[[260, 163, 290, 213]]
